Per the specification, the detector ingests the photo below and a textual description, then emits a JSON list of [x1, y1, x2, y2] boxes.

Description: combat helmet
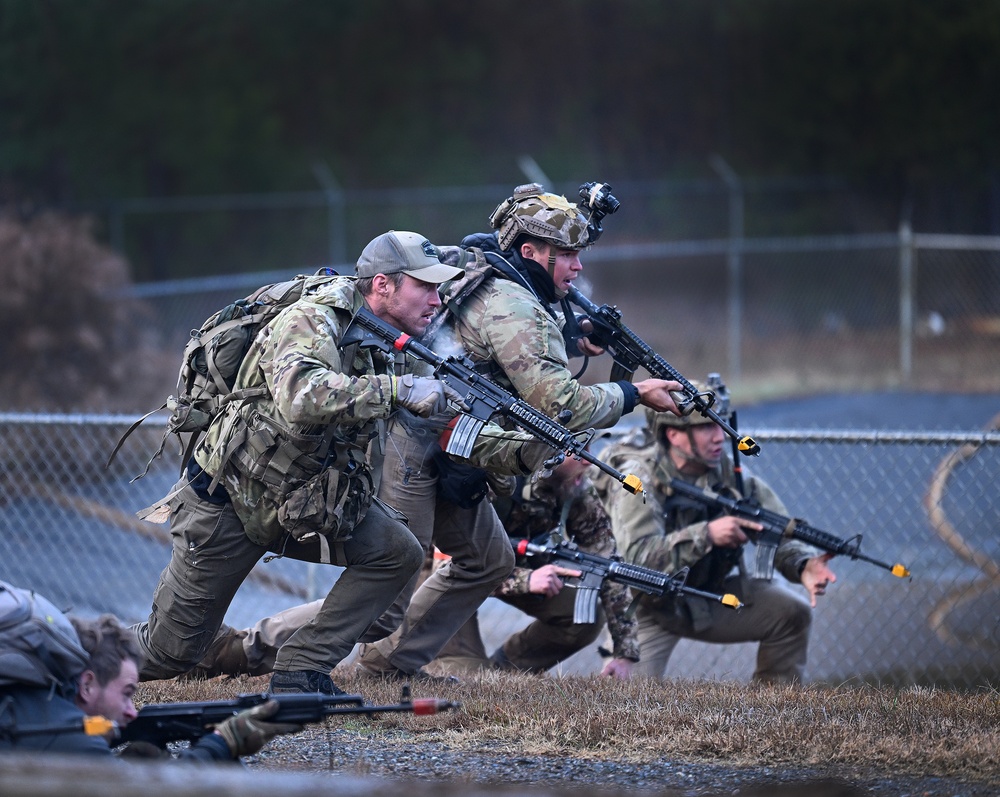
[[489, 183, 591, 252]]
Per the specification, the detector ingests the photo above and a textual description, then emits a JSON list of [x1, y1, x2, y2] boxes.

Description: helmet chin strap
[[673, 429, 717, 473]]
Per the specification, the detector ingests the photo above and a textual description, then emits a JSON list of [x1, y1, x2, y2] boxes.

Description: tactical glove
[[394, 374, 465, 417], [215, 698, 303, 758]]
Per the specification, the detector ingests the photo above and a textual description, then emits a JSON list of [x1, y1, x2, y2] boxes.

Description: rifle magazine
[[444, 414, 484, 459], [572, 586, 600, 625]]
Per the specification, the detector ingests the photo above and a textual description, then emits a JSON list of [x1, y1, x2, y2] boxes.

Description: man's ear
[[519, 240, 543, 263], [77, 670, 98, 706]]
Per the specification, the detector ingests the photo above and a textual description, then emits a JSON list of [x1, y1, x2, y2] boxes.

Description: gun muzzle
[[891, 563, 911, 579], [622, 473, 643, 494], [410, 698, 461, 715]]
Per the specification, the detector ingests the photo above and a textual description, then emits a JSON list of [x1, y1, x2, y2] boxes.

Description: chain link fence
[[2, 413, 997, 690], [120, 228, 1000, 411]]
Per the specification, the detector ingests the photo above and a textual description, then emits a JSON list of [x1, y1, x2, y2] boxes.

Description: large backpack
[[109, 267, 342, 478], [0, 581, 89, 695]]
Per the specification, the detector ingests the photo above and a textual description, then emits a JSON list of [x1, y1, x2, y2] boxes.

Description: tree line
[[2, 0, 999, 269]]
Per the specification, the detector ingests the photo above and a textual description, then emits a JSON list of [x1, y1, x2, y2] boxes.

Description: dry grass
[[138, 670, 1000, 782]]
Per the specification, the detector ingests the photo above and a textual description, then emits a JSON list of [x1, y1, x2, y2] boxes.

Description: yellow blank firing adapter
[[622, 473, 643, 494], [891, 563, 911, 579], [721, 594, 743, 609], [737, 435, 761, 457], [83, 715, 117, 737]]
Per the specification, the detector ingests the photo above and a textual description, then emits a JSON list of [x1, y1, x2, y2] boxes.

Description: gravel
[[249, 727, 997, 797]]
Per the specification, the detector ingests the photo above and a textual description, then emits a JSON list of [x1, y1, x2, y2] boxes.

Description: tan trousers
[[357, 421, 515, 674], [133, 482, 423, 680], [633, 575, 813, 683], [432, 586, 606, 675], [202, 421, 515, 677]]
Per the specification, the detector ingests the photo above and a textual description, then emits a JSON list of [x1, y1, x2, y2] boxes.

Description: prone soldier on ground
[[0, 584, 298, 760]]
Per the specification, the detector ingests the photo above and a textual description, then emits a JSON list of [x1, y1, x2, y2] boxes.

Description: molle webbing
[[227, 411, 332, 495]]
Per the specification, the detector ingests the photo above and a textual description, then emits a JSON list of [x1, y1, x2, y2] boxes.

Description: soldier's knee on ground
[[180, 625, 251, 679]]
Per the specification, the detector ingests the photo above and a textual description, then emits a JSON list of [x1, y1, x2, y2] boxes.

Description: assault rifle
[[343, 306, 645, 496], [3, 689, 458, 749], [666, 478, 911, 580], [565, 285, 760, 457], [515, 538, 743, 623], [115, 689, 459, 748]]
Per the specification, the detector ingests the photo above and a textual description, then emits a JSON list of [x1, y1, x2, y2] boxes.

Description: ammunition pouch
[[278, 458, 373, 548], [230, 410, 329, 495]]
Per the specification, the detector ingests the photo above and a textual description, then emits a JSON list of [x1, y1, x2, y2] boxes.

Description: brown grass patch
[[137, 670, 1000, 781]]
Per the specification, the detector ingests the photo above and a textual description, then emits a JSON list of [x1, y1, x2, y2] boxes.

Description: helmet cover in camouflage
[[489, 183, 591, 252]]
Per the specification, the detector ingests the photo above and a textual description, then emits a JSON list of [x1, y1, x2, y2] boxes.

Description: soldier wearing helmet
[[487, 183, 592, 300], [348, 183, 686, 681], [595, 375, 838, 684]]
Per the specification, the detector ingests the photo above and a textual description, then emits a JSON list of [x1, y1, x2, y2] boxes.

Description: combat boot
[[178, 624, 250, 680], [356, 645, 460, 685]]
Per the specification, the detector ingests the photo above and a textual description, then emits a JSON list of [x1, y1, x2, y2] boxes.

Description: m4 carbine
[[666, 478, 911, 580], [565, 285, 760, 457], [343, 306, 645, 496], [516, 538, 743, 624]]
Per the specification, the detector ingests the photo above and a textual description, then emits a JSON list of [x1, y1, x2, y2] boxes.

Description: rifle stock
[[516, 539, 743, 622], [666, 478, 911, 579], [344, 307, 645, 495], [565, 285, 760, 457], [115, 690, 459, 747]]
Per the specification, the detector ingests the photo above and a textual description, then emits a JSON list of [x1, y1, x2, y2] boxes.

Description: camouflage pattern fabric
[[442, 274, 626, 431], [496, 476, 640, 663], [596, 431, 818, 632], [194, 277, 394, 545]]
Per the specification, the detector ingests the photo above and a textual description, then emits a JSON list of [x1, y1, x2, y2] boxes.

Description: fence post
[[312, 161, 347, 268], [710, 155, 744, 381], [899, 220, 914, 384]]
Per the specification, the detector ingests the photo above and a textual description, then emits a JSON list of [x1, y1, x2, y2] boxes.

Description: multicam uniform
[[134, 276, 425, 680], [432, 473, 640, 674], [356, 232, 644, 676], [597, 426, 820, 683]]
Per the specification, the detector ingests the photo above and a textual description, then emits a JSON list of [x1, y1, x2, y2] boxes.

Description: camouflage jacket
[[194, 277, 395, 545], [495, 475, 640, 662], [440, 267, 629, 432], [596, 427, 818, 629]]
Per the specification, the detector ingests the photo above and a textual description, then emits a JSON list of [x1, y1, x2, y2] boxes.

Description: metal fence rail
[[118, 225, 1000, 411], [2, 413, 997, 689]]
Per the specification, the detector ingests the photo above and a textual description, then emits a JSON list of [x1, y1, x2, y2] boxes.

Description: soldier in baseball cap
[[356, 230, 466, 284]]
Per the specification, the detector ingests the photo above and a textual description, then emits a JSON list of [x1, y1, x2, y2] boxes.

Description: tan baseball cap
[[356, 230, 465, 284]]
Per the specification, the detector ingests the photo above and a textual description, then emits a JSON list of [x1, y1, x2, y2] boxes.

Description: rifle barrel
[[566, 286, 759, 456], [668, 478, 911, 579], [350, 307, 644, 495]]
